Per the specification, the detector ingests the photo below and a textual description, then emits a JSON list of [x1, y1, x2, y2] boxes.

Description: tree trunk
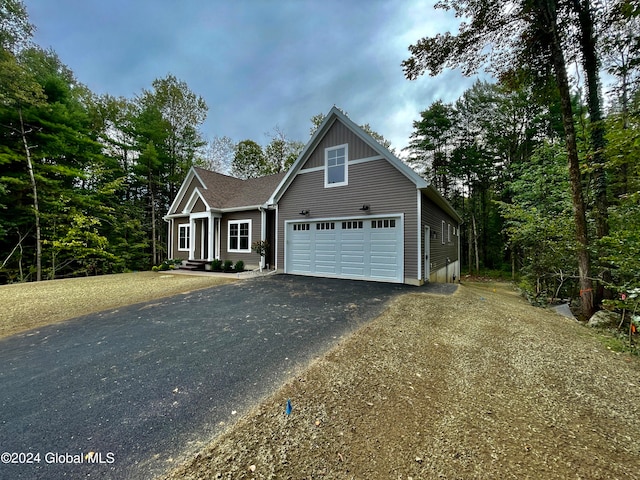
[[575, 0, 612, 302], [19, 108, 42, 282], [472, 213, 480, 273], [150, 182, 157, 266], [574, 0, 608, 239], [467, 223, 473, 275], [539, 0, 594, 318]]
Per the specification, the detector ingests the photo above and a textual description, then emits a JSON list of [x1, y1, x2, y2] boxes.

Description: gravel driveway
[[162, 282, 640, 480], [0, 275, 430, 479]]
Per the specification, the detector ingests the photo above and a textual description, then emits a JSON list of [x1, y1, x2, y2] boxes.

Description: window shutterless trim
[[227, 219, 252, 253], [324, 143, 348, 188], [178, 224, 190, 251]]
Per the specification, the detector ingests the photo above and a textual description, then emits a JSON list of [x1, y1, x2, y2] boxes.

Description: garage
[[285, 215, 404, 283]]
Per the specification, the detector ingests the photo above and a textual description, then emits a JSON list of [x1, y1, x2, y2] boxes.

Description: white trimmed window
[[178, 224, 190, 251], [228, 220, 251, 253], [325, 144, 348, 187], [448, 223, 451, 242], [441, 221, 446, 245]]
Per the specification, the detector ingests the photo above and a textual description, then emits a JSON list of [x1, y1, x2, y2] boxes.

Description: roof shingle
[[193, 167, 285, 209]]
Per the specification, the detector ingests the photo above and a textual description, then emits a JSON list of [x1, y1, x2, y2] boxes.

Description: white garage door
[[285, 216, 403, 283]]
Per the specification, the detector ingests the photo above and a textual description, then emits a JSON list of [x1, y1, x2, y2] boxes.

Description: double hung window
[[325, 144, 348, 187], [228, 220, 251, 253], [178, 224, 190, 251]]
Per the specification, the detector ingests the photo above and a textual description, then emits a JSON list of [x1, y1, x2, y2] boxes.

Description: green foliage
[[497, 142, 576, 299], [231, 139, 267, 179], [252, 240, 269, 257], [210, 258, 223, 272], [598, 192, 640, 289], [47, 211, 120, 277], [234, 260, 245, 272], [152, 259, 182, 272], [231, 130, 302, 179], [0, 0, 33, 53], [222, 260, 234, 272]]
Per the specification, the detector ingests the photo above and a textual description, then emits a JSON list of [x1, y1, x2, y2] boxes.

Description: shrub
[[211, 259, 223, 271], [234, 260, 245, 272], [222, 260, 234, 272]]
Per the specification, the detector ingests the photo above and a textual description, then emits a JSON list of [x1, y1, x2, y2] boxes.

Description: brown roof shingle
[[193, 167, 285, 210]]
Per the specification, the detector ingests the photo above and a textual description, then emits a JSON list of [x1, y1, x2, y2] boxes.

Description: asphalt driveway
[[0, 275, 441, 479]]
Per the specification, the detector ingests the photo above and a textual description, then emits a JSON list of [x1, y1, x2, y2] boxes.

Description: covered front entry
[[285, 215, 403, 283], [189, 213, 220, 261]]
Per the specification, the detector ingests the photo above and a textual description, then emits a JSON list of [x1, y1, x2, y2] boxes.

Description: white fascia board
[[421, 186, 463, 224], [269, 106, 430, 204], [220, 205, 262, 213], [183, 187, 211, 214], [167, 166, 200, 215], [268, 108, 343, 204], [332, 108, 429, 189], [163, 213, 188, 220]]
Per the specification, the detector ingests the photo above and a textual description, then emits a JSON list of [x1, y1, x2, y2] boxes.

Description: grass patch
[[0, 272, 236, 339]]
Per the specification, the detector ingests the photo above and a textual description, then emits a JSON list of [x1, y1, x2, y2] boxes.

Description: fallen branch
[[1, 228, 31, 270]]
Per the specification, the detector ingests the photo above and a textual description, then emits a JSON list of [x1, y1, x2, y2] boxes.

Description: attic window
[[325, 144, 348, 187]]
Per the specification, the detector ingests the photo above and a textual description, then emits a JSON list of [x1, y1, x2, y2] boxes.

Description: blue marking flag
[[286, 399, 292, 415]]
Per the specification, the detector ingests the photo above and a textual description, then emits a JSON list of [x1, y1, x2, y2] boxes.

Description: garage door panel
[[341, 255, 365, 265], [342, 266, 365, 276], [370, 268, 396, 278], [371, 255, 397, 265], [315, 264, 337, 274], [286, 216, 403, 283]]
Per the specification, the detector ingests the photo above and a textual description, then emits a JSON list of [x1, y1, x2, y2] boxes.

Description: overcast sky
[[23, 0, 486, 153]]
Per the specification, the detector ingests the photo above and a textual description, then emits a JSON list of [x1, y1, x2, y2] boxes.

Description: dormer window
[[325, 144, 348, 187]]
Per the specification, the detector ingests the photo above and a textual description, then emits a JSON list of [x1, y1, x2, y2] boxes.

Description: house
[[164, 107, 461, 284]]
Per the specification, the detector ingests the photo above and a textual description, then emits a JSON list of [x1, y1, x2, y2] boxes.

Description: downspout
[[417, 189, 422, 283], [446, 257, 450, 283], [258, 206, 266, 270]]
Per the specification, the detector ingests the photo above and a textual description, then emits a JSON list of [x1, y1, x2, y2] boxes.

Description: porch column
[[207, 214, 214, 261], [189, 216, 196, 261], [216, 217, 221, 260]]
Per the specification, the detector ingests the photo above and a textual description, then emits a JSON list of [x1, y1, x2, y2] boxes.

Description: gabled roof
[[166, 166, 286, 216], [194, 167, 285, 209], [268, 106, 430, 204], [166, 106, 461, 223]]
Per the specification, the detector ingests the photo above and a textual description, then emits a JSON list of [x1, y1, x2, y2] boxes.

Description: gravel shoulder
[[0, 272, 235, 339], [160, 282, 640, 480]]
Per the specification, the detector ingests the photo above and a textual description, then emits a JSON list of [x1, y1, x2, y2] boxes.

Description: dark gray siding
[[278, 159, 419, 280], [421, 195, 459, 274], [302, 120, 379, 169]]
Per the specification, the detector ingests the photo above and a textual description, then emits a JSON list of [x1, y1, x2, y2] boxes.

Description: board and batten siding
[[277, 158, 419, 281], [421, 195, 459, 280], [220, 209, 262, 266], [301, 120, 379, 170]]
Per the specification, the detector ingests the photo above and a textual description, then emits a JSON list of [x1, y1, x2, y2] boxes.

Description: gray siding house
[[164, 107, 461, 284]]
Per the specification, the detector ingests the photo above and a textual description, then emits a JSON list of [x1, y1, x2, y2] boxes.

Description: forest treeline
[[404, 0, 639, 318], [1, 1, 639, 319], [0, 1, 304, 283]]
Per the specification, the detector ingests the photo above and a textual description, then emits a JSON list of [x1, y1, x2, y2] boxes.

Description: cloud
[[24, 0, 489, 152]]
